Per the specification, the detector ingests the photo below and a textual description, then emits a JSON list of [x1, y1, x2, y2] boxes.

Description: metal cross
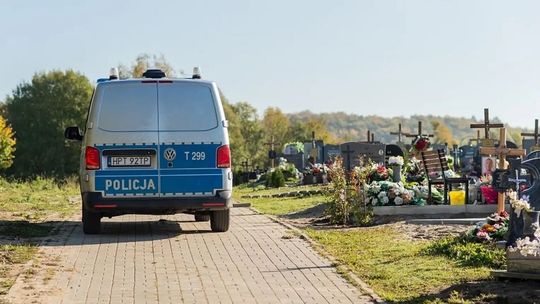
[[509, 169, 527, 197], [470, 108, 504, 140]]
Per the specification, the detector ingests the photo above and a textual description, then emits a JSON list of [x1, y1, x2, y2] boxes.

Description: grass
[[234, 184, 326, 216], [0, 177, 79, 297], [0, 177, 79, 220], [305, 227, 493, 303]]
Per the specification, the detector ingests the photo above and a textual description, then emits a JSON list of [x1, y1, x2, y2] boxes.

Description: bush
[[266, 170, 285, 188], [422, 236, 505, 269]]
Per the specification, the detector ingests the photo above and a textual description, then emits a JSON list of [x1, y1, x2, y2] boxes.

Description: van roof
[[96, 78, 215, 86]]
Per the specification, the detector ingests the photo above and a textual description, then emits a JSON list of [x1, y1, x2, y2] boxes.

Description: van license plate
[[108, 156, 151, 167]]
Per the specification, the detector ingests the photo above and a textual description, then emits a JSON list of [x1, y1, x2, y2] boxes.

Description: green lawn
[[234, 184, 326, 216], [0, 177, 79, 220], [306, 227, 493, 303]]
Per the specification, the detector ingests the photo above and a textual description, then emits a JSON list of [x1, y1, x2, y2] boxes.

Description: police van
[[65, 67, 232, 234]]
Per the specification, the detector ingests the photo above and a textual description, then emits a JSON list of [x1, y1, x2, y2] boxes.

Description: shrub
[[266, 169, 285, 188], [422, 236, 505, 269]]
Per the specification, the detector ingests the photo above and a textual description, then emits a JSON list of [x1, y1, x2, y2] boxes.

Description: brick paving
[[6, 208, 375, 304]]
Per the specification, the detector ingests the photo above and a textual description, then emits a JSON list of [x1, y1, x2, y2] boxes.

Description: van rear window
[[97, 83, 158, 132], [158, 83, 218, 131]]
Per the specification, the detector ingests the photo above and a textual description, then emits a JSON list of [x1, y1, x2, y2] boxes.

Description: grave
[[458, 145, 480, 175], [322, 144, 340, 163], [303, 140, 324, 164], [385, 144, 404, 164], [340, 142, 386, 171], [493, 151, 540, 280], [282, 143, 305, 170]]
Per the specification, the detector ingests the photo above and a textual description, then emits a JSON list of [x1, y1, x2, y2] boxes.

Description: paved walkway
[[6, 208, 374, 304]]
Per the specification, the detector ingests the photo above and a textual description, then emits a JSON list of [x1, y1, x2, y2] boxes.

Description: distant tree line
[[0, 54, 529, 178]]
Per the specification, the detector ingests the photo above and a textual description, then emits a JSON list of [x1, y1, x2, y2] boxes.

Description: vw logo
[[163, 148, 176, 161]]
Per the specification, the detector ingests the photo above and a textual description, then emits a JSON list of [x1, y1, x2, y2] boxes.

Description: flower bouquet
[[478, 175, 497, 204], [469, 210, 509, 242], [367, 164, 393, 183]]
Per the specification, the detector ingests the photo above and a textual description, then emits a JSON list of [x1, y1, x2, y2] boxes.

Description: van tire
[[194, 213, 210, 222], [82, 207, 101, 234], [210, 209, 230, 232]]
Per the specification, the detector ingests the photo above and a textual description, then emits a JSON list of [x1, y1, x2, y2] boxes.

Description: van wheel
[[194, 213, 210, 222], [82, 207, 101, 234], [210, 209, 230, 232]]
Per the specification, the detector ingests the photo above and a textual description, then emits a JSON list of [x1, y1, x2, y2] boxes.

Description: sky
[[1, 0, 539, 129]]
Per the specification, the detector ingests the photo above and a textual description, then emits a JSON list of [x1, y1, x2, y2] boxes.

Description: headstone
[[322, 144, 340, 163], [283, 143, 301, 155], [282, 153, 304, 171], [304, 140, 324, 163], [523, 139, 537, 155], [385, 144, 404, 165], [459, 145, 479, 175], [340, 142, 385, 171]]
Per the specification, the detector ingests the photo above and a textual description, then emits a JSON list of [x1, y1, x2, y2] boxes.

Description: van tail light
[[86, 146, 100, 170], [216, 145, 231, 168]]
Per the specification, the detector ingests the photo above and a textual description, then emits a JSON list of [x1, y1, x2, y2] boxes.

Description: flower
[[394, 197, 404, 205], [511, 199, 531, 217], [476, 231, 491, 241], [412, 136, 430, 152], [388, 156, 404, 166]]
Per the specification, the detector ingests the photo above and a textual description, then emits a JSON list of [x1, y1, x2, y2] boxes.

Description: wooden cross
[[521, 119, 540, 152], [390, 123, 406, 143], [342, 144, 355, 172], [479, 128, 526, 212], [263, 135, 281, 168], [403, 121, 434, 139], [470, 108, 504, 147]]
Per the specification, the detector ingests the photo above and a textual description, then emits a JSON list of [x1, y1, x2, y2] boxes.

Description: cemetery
[[234, 107, 540, 301]]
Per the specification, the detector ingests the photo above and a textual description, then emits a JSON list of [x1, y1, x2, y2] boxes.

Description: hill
[[287, 111, 527, 146]]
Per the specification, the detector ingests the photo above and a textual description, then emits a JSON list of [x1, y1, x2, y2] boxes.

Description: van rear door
[[92, 81, 160, 197], [157, 81, 224, 196]]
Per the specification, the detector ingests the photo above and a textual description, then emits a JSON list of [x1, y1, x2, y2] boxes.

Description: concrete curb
[[233, 202, 252, 208], [406, 218, 484, 225], [249, 207, 386, 304]]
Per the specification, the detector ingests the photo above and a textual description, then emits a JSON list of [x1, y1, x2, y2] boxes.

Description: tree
[[118, 53, 177, 78], [0, 116, 16, 170], [230, 102, 264, 167], [262, 107, 290, 154], [431, 120, 455, 145], [4, 70, 93, 178]]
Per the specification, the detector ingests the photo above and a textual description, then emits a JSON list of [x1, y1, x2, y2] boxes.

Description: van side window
[[158, 83, 218, 131], [97, 83, 158, 132]]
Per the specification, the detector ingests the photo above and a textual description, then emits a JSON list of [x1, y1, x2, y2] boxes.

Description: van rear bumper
[[82, 192, 231, 216]]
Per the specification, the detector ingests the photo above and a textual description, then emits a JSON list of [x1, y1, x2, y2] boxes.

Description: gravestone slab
[[323, 144, 340, 163], [304, 140, 324, 163], [385, 144, 404, 165], [459, 145, 480, 175], [340, 142, 385, 171], [283, 153, 304, 171]]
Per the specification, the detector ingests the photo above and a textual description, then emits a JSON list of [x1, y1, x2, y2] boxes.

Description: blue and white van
[[65, 68, 232, 234]]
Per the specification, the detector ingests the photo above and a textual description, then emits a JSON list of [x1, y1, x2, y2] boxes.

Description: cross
[[341, 144, 355, 172], [509, 169, 527, 197], [479, 128, 526, 212], [469, 130, 481, 146], [241, 159, 251, 172], [521, 119, 540, 152], [403, 121, 434, 139], [263, 135, 281, 169], [390, 123, 406, 143], [470, 108, 504, 146]]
